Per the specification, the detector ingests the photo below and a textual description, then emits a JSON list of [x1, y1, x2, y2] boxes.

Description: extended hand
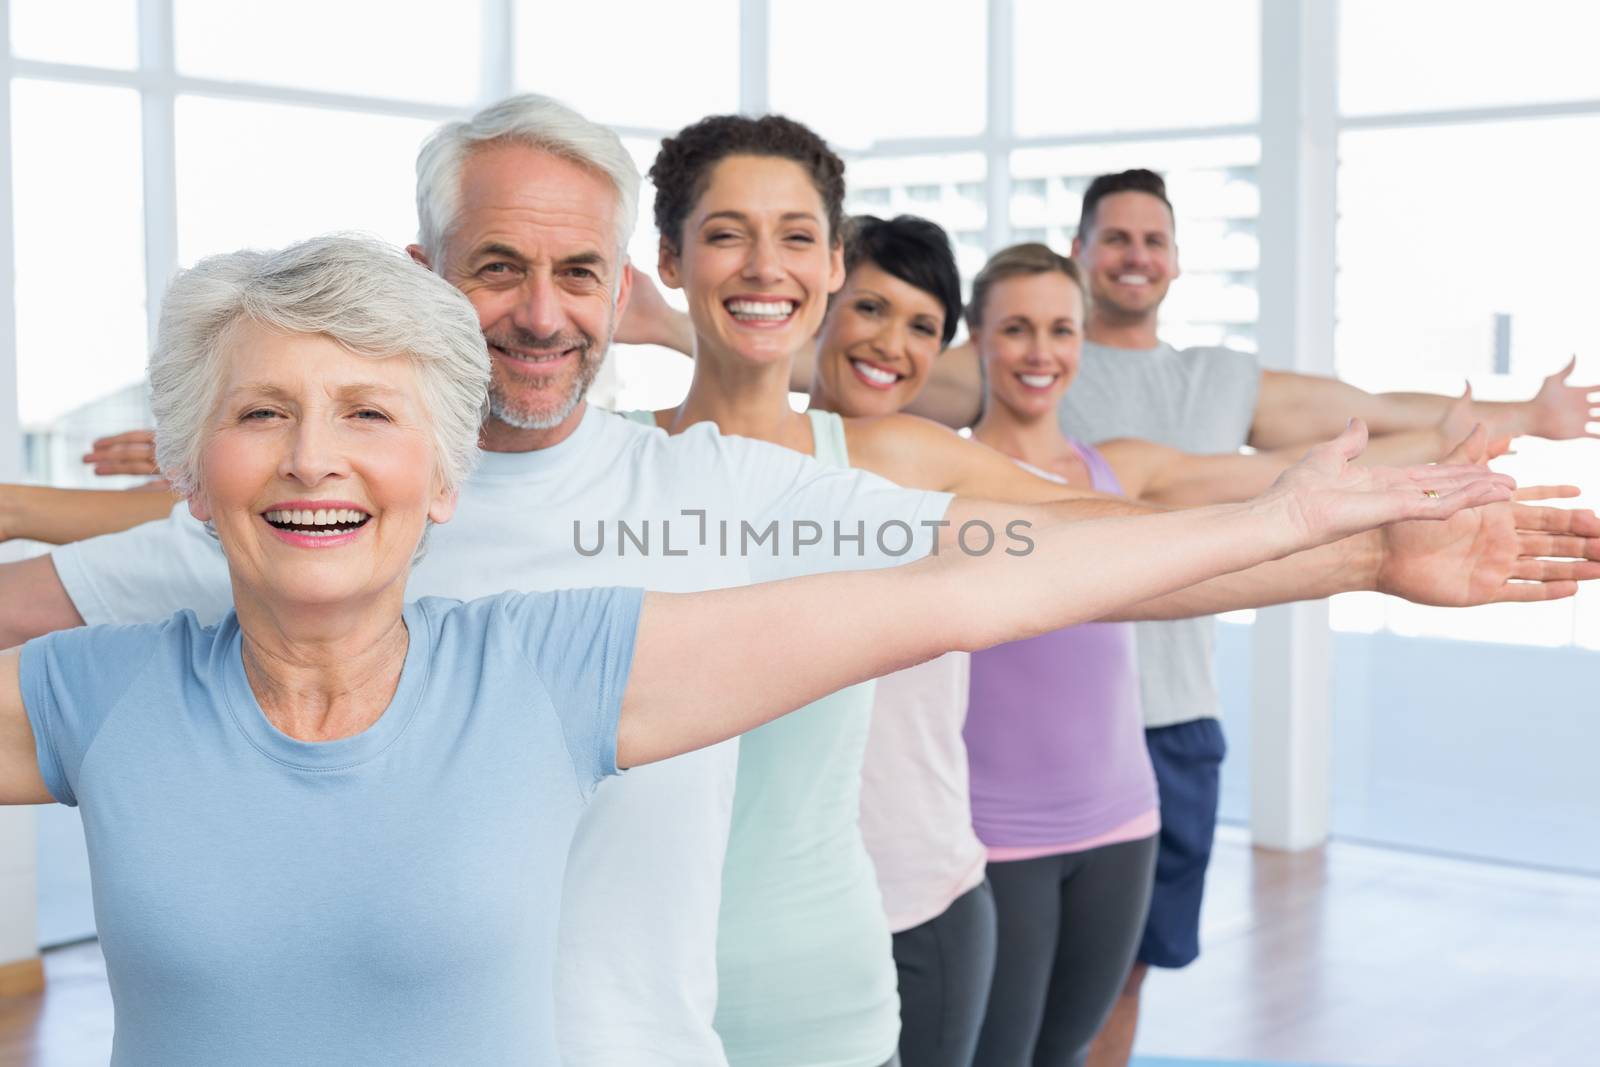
[[1374, 428, 1600, 605], [1438, 385, 1512, 459], [82, 429, 159, 477], [1264, 420, 1515, 550], [1526, 356, 1600, 441]]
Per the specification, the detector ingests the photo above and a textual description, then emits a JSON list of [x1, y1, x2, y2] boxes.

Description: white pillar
[[1249, 0, 1339, 850], [0, 0, 43, 982], [738, 0, 769, 116], [983, 0, 1013, 253]]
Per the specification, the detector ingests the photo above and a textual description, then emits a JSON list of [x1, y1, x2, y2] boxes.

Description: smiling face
[[190, 323, 454, 614], [657, 154, 844, 370], [974, 271, 1087, 421], [1072, 189, 1178, 323], [414, 143, 630, 439], [813, 262, 947, 417]]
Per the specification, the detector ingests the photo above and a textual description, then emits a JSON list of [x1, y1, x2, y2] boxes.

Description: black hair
[[842, 215, 962, 347], [1077, 168, 1175, 238]]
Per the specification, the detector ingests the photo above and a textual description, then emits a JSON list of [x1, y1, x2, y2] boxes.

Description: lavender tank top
[[963, 440, 1159, 848]]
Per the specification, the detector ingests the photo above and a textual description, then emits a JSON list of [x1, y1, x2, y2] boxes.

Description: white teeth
[[851, 360, 898, 385], [265, 507, 370, 527], [1019, 374, 1057, 388], [726, 299, 795, 320], [1117, 274, 1150, 285]]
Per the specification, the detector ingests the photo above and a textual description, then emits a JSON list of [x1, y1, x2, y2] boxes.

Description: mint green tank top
[[714, 410, 898, 1066], [618, 407, 898, 1065]]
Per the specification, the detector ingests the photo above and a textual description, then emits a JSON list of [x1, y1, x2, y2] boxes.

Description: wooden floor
[[4, 828, 1598, 1066]]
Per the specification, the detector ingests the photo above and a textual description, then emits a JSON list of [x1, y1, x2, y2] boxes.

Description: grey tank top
[[1057, 340, 1262, 729]]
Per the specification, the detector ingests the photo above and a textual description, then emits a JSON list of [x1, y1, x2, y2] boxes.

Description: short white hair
[[148, 233, 491, 498], [415, 93, 640, 262]]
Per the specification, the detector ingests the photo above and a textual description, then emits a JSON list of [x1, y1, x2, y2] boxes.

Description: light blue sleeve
[[18, 618, 176, 806], [502, 587, 645, 791]]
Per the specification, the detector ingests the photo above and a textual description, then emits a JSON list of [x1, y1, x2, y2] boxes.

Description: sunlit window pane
[[1341, 0, 1600, 116], [603, 137, 693, 414], [10, 81, 147, 443], [9, 0, 137, 69], [1332, 116, 1600, 874], [769, 0, 985, 149], [173, 0, 481, 104], [174, 97, 435, 263], [514, 0, 738, 131], [1013, 0, 1258, 138], [845, 153, 987, 286], [1011, 137, 1260, 351]]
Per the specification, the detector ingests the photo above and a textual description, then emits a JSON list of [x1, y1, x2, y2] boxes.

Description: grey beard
[[488, 376, 588, 430]]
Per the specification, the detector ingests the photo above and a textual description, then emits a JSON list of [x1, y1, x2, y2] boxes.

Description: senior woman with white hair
[[0, 233, 1512, 1065]]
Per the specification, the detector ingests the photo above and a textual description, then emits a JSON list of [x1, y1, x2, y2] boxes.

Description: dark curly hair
[[649, 114, 847, 253], [842, 215, 962, 347]]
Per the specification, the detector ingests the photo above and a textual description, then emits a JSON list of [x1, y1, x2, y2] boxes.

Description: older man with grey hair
[[1, 94, 1596, 1067]]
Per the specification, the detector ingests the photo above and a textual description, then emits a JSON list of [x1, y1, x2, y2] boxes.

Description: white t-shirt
[[859, 650, 987, 933], [51, 403, 953, 1067]]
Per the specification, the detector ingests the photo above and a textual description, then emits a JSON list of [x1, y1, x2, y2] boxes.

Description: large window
[[1331, 4, 1600, 873]]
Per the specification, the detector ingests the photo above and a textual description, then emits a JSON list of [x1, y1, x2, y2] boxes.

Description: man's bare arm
[[0, 557, 84, 649], [1251, 358, 1600, 450], [0, 648, 53, 805], [1, 484, 181, 546], [903, 339, 983, 429]]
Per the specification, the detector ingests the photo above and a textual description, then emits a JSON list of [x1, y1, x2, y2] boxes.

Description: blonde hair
[[965, 242, 1088, 332]]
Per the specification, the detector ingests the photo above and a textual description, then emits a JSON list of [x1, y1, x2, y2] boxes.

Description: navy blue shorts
[[1136, 717, 1227, 969]]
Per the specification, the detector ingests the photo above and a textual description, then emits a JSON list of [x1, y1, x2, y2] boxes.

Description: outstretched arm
[[0, 649, 52, 805], [1251, 357, 1600, 450], [615, 422, 1514, 766], [902, 339, 982, 429], [1, 484, 181, 545], [1105, 396, 1497, 507], [845, 413, 1113, 503], [0, 557, 84, 649]]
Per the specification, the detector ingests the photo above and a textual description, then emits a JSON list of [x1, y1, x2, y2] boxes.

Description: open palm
[[1376, 422, 1600, 604], [1264, 420, 1515, 550]]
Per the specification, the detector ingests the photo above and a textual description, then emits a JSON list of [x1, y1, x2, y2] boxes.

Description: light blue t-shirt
[[21, 588, 642, 1067]]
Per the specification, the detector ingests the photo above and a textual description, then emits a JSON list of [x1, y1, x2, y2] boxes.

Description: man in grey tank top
[[907, 167, 1598, 1067]]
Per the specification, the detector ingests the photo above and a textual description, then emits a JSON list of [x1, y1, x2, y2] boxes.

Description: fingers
[[1514, 533, 1600, 560], [1437, 419, 1492, 464], [83, 430, 159, 476], [1549, 355, 1577, 383], [1512, 484, 1581, 502], [1509, 558, 1600, 582], [90, 459, 162, 476], [1513, 503, 1600, 536], [1489, 580, 1579, 604], [1406, 465, 1516, 494], [1330, 418, 1369, 463], [1416, 479, 1513, 520]]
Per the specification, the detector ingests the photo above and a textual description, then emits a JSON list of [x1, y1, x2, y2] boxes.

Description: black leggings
[[973, 833, 1158, 1067], [892, 880, 998, 1067]]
